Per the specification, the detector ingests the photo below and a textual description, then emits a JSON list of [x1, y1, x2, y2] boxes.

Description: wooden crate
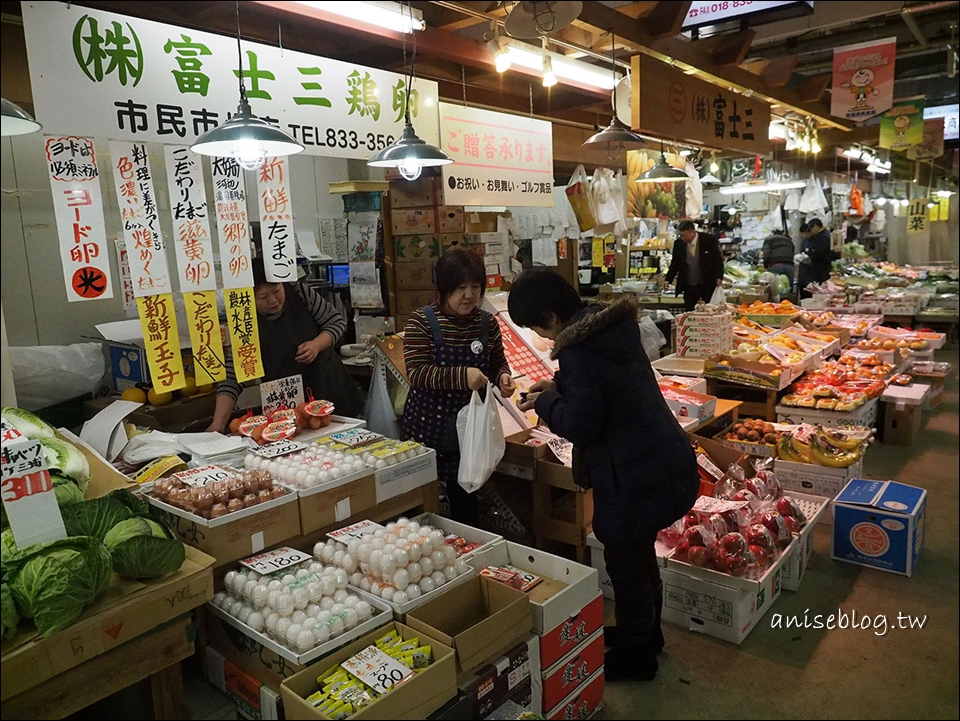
[[705, 378, 781, 421], [531, 483, 593, 564]]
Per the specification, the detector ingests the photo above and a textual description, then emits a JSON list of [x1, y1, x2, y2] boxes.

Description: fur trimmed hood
[[550, 295, 641, 360]]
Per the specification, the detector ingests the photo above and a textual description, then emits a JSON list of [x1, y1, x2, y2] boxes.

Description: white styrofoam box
[[411, 512, 505, 571], [774, 458, 863, 517], [145, 485, 298, 528], [780, 491, 830, 591], [354, 563, 476, 619], [881, 383, 930, 408], [776, 398, 879, 429], [205, 646, 281, 720], [374, 448, 438, 504], [651, 354, 705, 378]]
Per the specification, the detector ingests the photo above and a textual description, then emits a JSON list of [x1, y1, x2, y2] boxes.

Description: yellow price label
[[185, 290, 227, 384]]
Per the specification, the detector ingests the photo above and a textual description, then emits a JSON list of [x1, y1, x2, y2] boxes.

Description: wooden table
[[682, 398, 743, 434], [705, 379, 781, 421]]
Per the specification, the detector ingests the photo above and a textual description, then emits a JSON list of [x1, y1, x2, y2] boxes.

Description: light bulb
[[875, 197, 887, 206], [234, 139, 267, 171], [709, 160, 719, 173], [927, 200, 936, 208], [542, 55, 557, 87], [399, 158, 423, 181], [811, 137, 821, 153], [900, 199, 909, 207], [496, 52, 512, 73]]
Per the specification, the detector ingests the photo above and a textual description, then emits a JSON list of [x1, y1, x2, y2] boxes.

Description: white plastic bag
[[456, 384, 505, 494], [709, 286, 727, 306], [591, 167, 622, 227], [364, 353, 402, 439], [638, 316, 667, 361], [9, 342, 105, 410]]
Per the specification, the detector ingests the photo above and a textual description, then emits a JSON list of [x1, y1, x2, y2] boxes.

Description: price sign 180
[[240, 547, 313, 575]]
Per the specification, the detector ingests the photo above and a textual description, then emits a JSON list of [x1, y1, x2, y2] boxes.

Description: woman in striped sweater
[[207, 257, 362, 432], [402, 249, 515, 524]]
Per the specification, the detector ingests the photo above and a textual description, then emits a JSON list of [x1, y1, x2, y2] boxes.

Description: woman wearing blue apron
[[401, 249, 515, 524]]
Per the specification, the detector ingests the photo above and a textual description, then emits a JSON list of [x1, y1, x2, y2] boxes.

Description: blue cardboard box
[[109, 343, 150, 391], [832, 479, 926, 576]]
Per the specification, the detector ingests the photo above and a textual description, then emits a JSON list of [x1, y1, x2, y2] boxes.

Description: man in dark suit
[[665, 220, 725, 311]]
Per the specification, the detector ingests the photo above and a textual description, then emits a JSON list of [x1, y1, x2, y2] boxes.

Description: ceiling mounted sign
[[630, 55, 770, 156], [831, 37, 896, 123]]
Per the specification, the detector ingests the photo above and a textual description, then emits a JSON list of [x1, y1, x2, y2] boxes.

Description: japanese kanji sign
[[163, 146, 216, 292], [631, 55, 770, 155], [831, 38, 896, 123], [226, 288, 264, 383], [439, 103, 554, 207], [114, 237, 137, 316], [257, 157, 296, 283], [110, 140, 172, 296], [879, 101, 924, 151], [45, 136, 114, 302], [22, 2, 439, 160], [907, 198, 928, 235], [260, 374, 304, 415], [1, 420, 66, 548], [211, 156, 254, 289], [185, 290, 227, 384], [136, 293, 187, 392]]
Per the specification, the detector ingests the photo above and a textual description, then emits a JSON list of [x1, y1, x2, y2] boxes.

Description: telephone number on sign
[[689, 1, 754, 17], [286, 124, 395, 152]]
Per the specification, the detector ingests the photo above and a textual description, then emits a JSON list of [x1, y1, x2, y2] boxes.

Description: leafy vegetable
[[4, 535, 111, 638], [38, 437, 91, 491], [105, 487, 152, 518], [53, 474, 84, 507], [103, 517, 185, 580], [60, 495, 134, 541], [1, 407, 56, 440], [1, 582, 18, 639]]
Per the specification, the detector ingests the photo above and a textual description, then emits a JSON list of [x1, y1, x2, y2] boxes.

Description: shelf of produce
[[705, 379, 782, 422]]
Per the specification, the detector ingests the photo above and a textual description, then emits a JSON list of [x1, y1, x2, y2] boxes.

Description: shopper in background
[[762, 228, 796, 281], [208, 257, 362, 432], [796, 217, 833, 299], [401, 249, 515, 525], [664, 220, 725, 311], [510, 269, 698, 682]]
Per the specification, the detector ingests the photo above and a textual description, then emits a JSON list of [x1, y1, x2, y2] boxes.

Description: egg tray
[[225, 560, 353, 615], [144, 481, 297, 527], [248, 453, 373, 492], [349, 563, 476, 617], [207, 592, 392, 666]]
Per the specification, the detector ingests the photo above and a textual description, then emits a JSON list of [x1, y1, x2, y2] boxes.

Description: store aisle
[[599, 346, 960, 720]]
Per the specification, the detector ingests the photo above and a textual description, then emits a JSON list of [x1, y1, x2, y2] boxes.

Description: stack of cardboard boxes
[[389, 175, 466, 325], [676, 309, 734, 358], [465, 231, 510, 289]]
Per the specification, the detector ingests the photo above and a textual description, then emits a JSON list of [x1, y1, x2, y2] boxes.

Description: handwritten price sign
[[240, 546, 313, 575], [252, 440, 308, 459], [341, 646, 412, 695], [171, 464, 233, 488]]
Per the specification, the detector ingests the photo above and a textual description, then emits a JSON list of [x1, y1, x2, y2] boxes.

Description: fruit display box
[[712, 423, 782, 458], [779, 491, 830, 592], [704, 356, 801, 390], [651, 354, 706, 378], [775, 398, 879, 429], [742, 311, 802, 328], [773, 459, 863, 519]]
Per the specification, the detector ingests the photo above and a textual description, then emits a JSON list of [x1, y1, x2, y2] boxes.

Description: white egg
[[281, 574, 297, 587], [381, 586, 396, 603], [328, 467, 341, 481], [267, 589, 281, 609], [344, 594, 359, 608], [407, 521, 420, 534], [320, 596, 335, 611], [442, 545, 458, 564], [386, 522, 398, 533], [313, 622, 330, 644], [419, 557, 434, 576], [368, 582, 383, 597], [358, 543, 372, 562], [389, 548, 408, 570], [385, 533, 398, 545], [419, 576, 436, 593], [420, 526, 434, 536], [360, 577, 372, 592], [293, 588, 309, 610], [397, 451, 409, 463], [385, 455, 398, 466], [317, 610, 332, 625], [291, 610, 308, 626], [305, 474, 319, 488], [285, 623, 303, 647], [382, 571, 393, 585], [306, 603, 322, 618], [375, 459, 388, 470], [408, 543, 422, 562], [355, 601, 373, 620], [224, 571, 238, 590], [309, 561, 324, 574], [296, 630, 315, 654], [320, 575, 337, 596], [276, 594, 295, 616], [433, 570, 449, 587], [443, 565, 458, 582], [322, 566, 337, 577], [334, 570, 349, 589], [228, 600, 245, 617], [212, 592, 227, 608], [330, 603, 345, 617], [407, 562, 423, 583], [431, 550, 446, 571], [250, 584, 268, 608], [429, 530, 445, 546], [392, 590, 409, 605], [347, 539, 360, 555], [237, 606, 252, 624], [398, 527, 410, 539], [275, 617, 292, 639], [374, 529, 385, 539], [350, 572, 364, 587], [307, 581, 323, 598], [420, 537, 434, 556], [332, 590, 347, 605], [454, 558, 470, 575], [231, 574, 248, 594], [265, 612, 281, 633], [341, 554, 357, 574], [244, 454, 255, 468], [342, 608, 359, 630], [406, 584, 422, 600], [392, 568, 410, 591], [268, 579, 283, 591], [328, 616, 344, 638], [321, 545, 336, 563], [369, 549, 383, 569], [372, 538, 385, 551], [318, 471, 330, 483], [383, 543, 396, 555]]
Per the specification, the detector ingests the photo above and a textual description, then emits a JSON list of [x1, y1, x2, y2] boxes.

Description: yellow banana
[[777, 436, 806, 463], [789, 437, 814, 463], [809, 435, 860, 468], [817, 428, 862, 452]]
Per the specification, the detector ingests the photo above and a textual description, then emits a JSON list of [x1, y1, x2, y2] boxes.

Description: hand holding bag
[[456, 383, 505, 493]]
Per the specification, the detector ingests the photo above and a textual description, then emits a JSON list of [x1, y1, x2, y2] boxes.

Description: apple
[[684, 512, 699, 529], [658, 527, 682, 548], [760, 513, 792, 546], [718, 532, 747, 556], [748, 544, 770, 567], [673, 538, 691, 559], [731, 489, 758, 504], [725, 554, 749, 577], [784, 515, 803, 535], [745, 524, 777, 555], [712, 549, 730, 573], [776, 497, 807, 525], [683, 526, 707, 547], [705, 513, 729, 536], [688, 545, 713, 567]]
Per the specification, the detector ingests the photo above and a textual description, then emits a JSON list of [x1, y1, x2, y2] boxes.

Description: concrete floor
[[599, 346, 960, 720]]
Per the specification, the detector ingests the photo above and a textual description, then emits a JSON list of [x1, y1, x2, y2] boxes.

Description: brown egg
[[242, 493, 259, 508], [228, 477, 246, 499], [257, 488, 274, 503], [194, 488, 214, 512], [211, 481, 230, 505], [227, 498, 244, 514], [209, 503, 228, 519]]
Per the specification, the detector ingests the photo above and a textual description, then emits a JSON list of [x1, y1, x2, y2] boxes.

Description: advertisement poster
[[907, 118, 946, 160], [879, 100, 924, 151], [831, 37, 896, 122]]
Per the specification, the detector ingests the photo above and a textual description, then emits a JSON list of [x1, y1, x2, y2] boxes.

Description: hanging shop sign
[[185, 290, 227, 385], [682, 1, 814, 30], [831, 38, 896, 122], [212, 157, 255, 289], [907, 118, 945, 161], [438, 103, 554, 207], [136, 293, 187, 392], [163, 146, 217, 292], [110, 141, 172, 296], [45, 136, 114, 302], [225, 288, 265, 383], [257, 157, 297, 283], [631, 55, 770, 155], [21, 2, 439, 160], [114, 238, 137, 316], [907, 198, 928, 235], [879, 101, 924, 151], [923, 104, 958, 141]]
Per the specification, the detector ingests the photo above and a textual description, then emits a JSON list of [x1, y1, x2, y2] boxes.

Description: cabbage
[[38, 437, 91, 491], [59, 493, 134, 541], [52, 474, 84, 507], [1, 581, 18, 639], [103, 517, 185, 580], [1, 407, 56, 440], [4, 535, 111, 638]]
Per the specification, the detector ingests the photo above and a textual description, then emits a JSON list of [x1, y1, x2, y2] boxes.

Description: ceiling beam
[[575, 2, 854, 131], [901, 12, 930, 48], [643, 1, 692, 40], [696, 29, 757, 68], [745, 55, 799, 88], [798, 73, 832, 103]]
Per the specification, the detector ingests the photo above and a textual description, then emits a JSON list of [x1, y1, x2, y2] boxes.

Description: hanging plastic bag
[[9, 342, 106, 411], [684, 162, 704, 218], [565, 164, 598, 232], [799, 176, 824, 214], [456, 384, 505, 493], [709, 285, 727, 306], [591, 167, 621, 227], [364, 353, 402, 439], [638, 316, 667, 361]]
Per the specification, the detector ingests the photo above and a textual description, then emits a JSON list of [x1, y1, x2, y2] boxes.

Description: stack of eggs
[[315, 518, 471, 607], [152, 469, 286, 519], [211, 562, 376, 654], [243, 448, 369, 489]]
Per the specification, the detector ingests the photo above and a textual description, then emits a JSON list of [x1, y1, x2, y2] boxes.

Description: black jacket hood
[[550, 295, 642, 363]]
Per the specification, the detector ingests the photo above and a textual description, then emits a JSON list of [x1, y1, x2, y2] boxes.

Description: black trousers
[[683, 284, 713, 312], [603, 535, 660, 639], [438, 453, 479, 526]]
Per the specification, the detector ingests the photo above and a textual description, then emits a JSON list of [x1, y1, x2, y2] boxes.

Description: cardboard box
[[704, 355, 797, 390], [407, 576, 531, 678], [544, 668, 604, 720], [395, 234, 441, 262], [280, 622, 457, 720], [499, 429, 548, 481], [205, 607, 306, 689], [436, 206, 466, 234], [374, 449, 437, 504], [661, 388, 718, 421], [108, 342, 151, 391], [484, 262, 502, 276], [881, 402, 923, 446], [390, 175, 444, 208], [535, 455, 578, 492], [651, 354, 706, 378], [774, 459, 862, 513], [832, 479, 926, 576], [778, 491, 830, 591], [396, 289, 438, 316], [469, 242, 507, 257], [540, 630, 603, 712], [441, 233, 468, 255], [775, 398, 879, 429], [206, 645, 282, 720], [657, 376, 708, 395], [464, 232, 507, 245], [395, 260, 436, 289], [712, 423, 777, 457], [678, 311, 734, 328], [392, 207, 436, 236], [295, 473, 378, 535], [458, 639, 532, 719], [150, 492, 301, 567], [0, 546, 214, 701]]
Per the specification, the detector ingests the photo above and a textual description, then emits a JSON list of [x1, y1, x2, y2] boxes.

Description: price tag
[[240, 546, 313, 575], [260, 373, 304, 416], [341, 645, 413, 695], [172, 464, 234, 487], [547, 437, 573, 468], [327, 519, 385, 543], [692, 496, 750, 514], [253, 440, 308, 459], [791, 423, 818, 444], [499, 564, 542, 592], [330, 429, 384, 448], [696, 453, 724, 481], [0, 425, 46, 482]]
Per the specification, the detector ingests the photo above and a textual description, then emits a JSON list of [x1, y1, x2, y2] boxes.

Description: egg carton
[[318, 437, 430, 470], [224, 558, 353, 617], [243, 446, 371, 490]]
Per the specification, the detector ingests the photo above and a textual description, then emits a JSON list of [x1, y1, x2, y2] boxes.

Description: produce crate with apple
[[779, 491, 830, 591]]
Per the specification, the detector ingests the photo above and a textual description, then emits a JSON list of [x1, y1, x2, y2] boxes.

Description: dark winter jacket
[[798, 227, 833, 288], [533, 295, 699, 546], [762, 234, 796, 268]]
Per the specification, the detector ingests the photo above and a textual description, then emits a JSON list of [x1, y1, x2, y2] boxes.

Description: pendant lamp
[[368, 2, 452, 180], [1, 97, 42, 136], [581, 31, 644, 158], [191, 1, 303, 170], [638, 139, 688, 183]]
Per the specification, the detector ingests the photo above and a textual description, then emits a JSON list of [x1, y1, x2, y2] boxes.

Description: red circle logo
[[668, 82, 686, 124], [850, 522, 890, 557], [71, 267, 108, 298]]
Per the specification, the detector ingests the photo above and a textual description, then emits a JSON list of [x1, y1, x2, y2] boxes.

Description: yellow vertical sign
[[592, 237, 604, 268], [907, 199, 928, 234], [136, 293, 187, 393], [185, 290, 227, 384], [226, 288, 264, 383], [937, 196, 950, 221]]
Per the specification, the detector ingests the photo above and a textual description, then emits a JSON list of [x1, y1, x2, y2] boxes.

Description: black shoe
[[606, 624, 664, 655], [604, 645, 658, 682]]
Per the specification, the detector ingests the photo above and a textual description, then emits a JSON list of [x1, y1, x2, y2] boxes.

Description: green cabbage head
[[103, 517, 185, 580]]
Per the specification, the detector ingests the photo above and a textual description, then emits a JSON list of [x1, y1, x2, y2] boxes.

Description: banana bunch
[[777, 428, 865, 468], [777, 435, 813, 463], [809, 432, 863, 468]]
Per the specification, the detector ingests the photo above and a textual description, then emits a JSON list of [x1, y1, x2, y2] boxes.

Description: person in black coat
[[797, 217, 834, 298], [509, 269, 699, 682], [664, 220, 725, 311]]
